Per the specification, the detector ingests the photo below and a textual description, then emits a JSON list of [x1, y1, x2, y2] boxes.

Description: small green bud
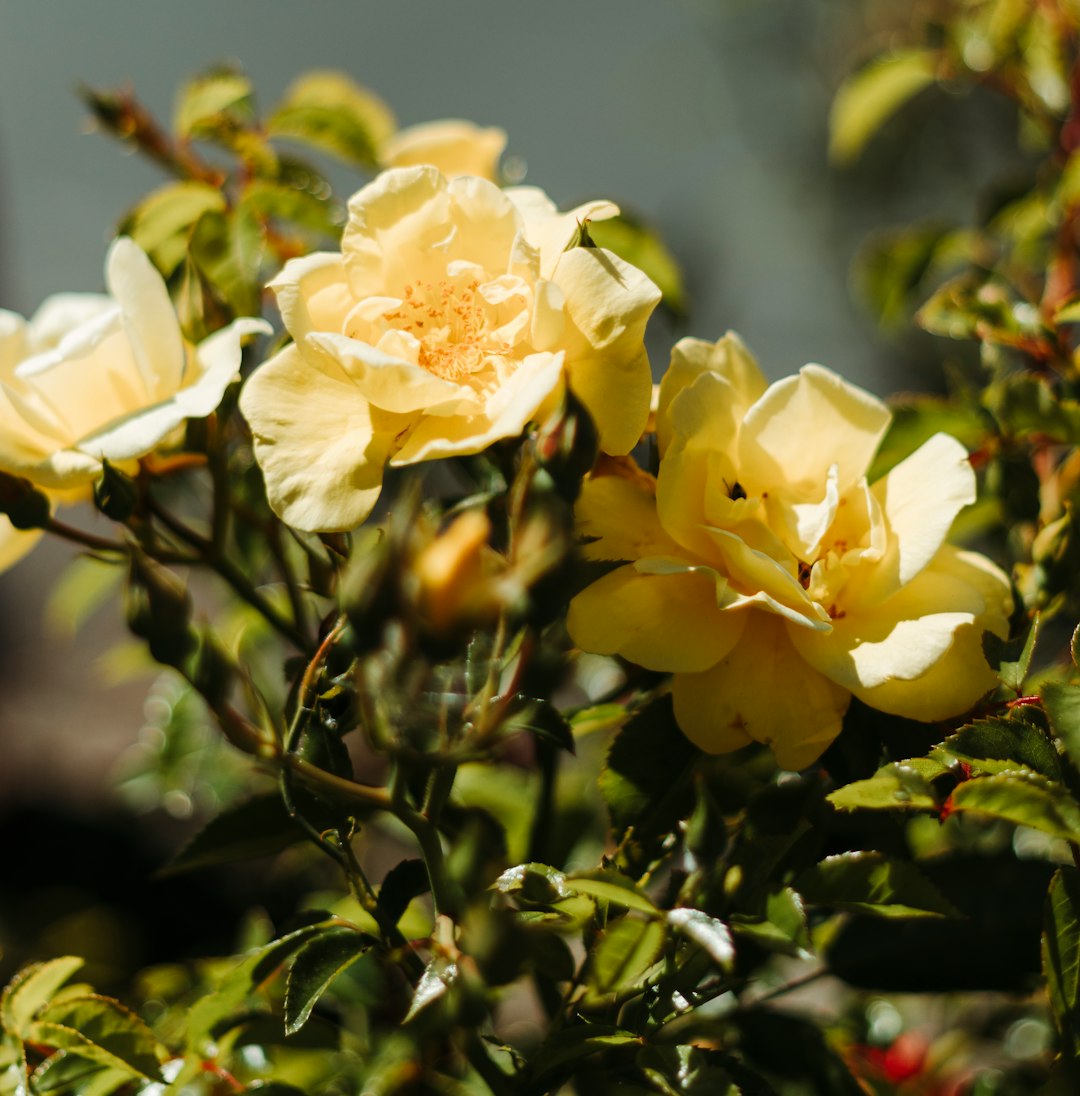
[[93, 460, 137, 522], [564, 217, 597, 250], [126, 553, 195, 667]]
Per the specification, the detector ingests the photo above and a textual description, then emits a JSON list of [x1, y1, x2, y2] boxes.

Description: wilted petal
[[567, 563, 746, 673], [673, 612, 850, 768]]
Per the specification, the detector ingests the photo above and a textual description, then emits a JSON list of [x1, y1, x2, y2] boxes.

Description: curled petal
[[272, 252, 352, 343]]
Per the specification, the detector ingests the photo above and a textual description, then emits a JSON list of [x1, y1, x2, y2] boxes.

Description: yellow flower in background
[[240, 165, 660, 533], [0, 238, 269, 490], [0, 239, 269, 574], [381, 119, 508, 182], [568, 333, 1013, 770]]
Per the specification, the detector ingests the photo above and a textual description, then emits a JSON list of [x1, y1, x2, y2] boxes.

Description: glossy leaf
[[666, 908, 735, 970], [267, 71, 395, 169], [529, 1026, 642, 1083], [946, 771, 1080, 843], [938, 716, 1061, 780], [568, 871, 658, 914], [798, 851, 959, 919], [731, 887, 812, 958], [1044, 681, 1080, 778], [827, 760, 942, 813], [29, 995, 164, 1081], [829, 49, 938, 164], [403, 960, 457, 1023], [1044, 868, 1080, 1055], [984, 614, 1040, 694], [284, 927, 374, 1035], [1, 956, 84, 1038]]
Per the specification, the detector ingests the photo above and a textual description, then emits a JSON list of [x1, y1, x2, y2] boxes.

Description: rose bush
[[239, 165, 660, 533], [568, 333, 1013, 769]]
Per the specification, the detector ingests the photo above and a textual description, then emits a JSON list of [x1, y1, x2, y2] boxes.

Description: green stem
[[391, 763, 461, 920]]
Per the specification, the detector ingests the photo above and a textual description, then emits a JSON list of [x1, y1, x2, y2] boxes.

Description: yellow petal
[[673, 612, 850, 768], [568, 564, 747, 673], [271, 252, 352, 342], [381, 119, 507, 181], [0, 519, 42, 575], [575, 472, 683, 562], [390, 352, 564, 464], [857, 432, 976, 604], [656, 332, 766, 455], [239, 344, 408, 532], [567, 347, 653, 456], [739, 364, 891, 499]]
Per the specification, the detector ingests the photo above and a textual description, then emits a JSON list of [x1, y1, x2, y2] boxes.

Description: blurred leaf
[[377, 859, 430, 927], [1, 957, 84, 1038], [241, 179, 342, 242], [666, 908, 735, 970], [827, 760, 943, 813], [1054, 299, 1080, 323], [984, 613, 1039, 693], [454, 762, 535, 863], [568, 871, 658, 914], [798, 851, 960, 919], [29, 995, 164, 1081], [590, 918, 666, 996], [189, 205, 264, 318], [731, 888, 812, 958], [504, 695, 576, 753], [637, 1046, 746, 1096], [529, 1026, 641, 1084], [1044, 867, 1080, 1055], [284, 926, 374, 1034], [917, 272, 1025, 342], [938, 715, 1061, 779], [30, 1053, 126, 1095], [1072, 622, 1080, 668], [158, 792, 309, 876], [588, 214, 686, 316], [174, 69, 253, 138], [946, 770, 1080, 842], [829, 49, 938, 164], [737, 1009, 864, 1094], [121, 181, 227, 276], [869, 397, 991, 480], [268, 71, 395, 169], [570, 703, 629, 738], [600, 696, 699, 847], [986, 374, 1080, 442]]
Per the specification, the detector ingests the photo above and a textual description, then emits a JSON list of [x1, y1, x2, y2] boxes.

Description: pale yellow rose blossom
[[0, 238, 269, 572], [240, 165, 660, 533], [381, 119, 507, 182], [567, 333, 1013, 770]]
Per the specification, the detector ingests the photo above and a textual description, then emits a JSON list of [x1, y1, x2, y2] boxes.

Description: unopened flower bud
[[413, 510, 500, 637], [0, 473, 50, 530], [93, 460, 137, 522]]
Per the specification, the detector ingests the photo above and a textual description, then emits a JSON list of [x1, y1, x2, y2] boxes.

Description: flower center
[[397, 278, 490, 381]]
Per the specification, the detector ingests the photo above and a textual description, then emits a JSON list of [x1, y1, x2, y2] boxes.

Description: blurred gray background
[[0, 0, 1024, 802]]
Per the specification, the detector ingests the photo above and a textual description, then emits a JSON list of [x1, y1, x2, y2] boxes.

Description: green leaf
[[827, 760, 943, 813], [529, 1026, 641, 1083], [189, 206, 264, 318], [29, 995, 164, 1081], [600, 696, 699, 845], [946, 771, 1080, 843], [174, 69, 253, 138], [798, 851, 960, 919], [185, 916, 336, 1051], [30, 1053, 130, 1096], [589, 918, 666, 996], [567, 872, 658, 914], [738, 1009, 865, 1095], [984, 614, 1040, 693], [284, 926, 374, 1035], [267, 71, 395, 169], [829, 49, 938, 164], [731, 887, 812, 958], [985, 374, 1080, 443], [1072, 622, 1080, 669], [504, 695, 576, 753], [377, 859, 430, 927], [1, 956, 84, 1038], [569, 703, 629, 738], [1044, 682, 1080, 778], [241, 179, 342, 242], [587, 214, 687, 316], [120, 182, 227, 276], [666, 908, 735, 969], [1044, 868, 1080, 1055], [938, 716, 1061, 780], [1055, 299, 1080, 324]]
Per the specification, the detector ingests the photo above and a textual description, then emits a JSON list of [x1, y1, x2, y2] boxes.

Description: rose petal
[[576, 472, 683, 562]]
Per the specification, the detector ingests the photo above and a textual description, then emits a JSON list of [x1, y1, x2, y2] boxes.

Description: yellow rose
[[0, 239, 268, 574], [240, 165, 660, 533], [568, 333, 1012, 770], [381, 119, 507, 181]]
